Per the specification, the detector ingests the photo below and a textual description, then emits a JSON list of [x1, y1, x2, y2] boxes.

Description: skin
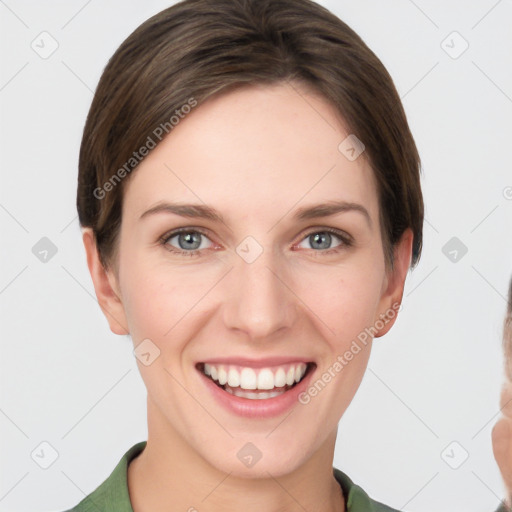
[[493, 315, 512, 510], [82, 81, 413, 512], [493, 387, 512, 510]]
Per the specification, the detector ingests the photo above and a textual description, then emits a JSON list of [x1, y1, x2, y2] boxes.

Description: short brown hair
[[77, 0, 424, 272]]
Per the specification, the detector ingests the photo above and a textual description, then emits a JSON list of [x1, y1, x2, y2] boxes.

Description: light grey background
[[1, 1, 511, 511]]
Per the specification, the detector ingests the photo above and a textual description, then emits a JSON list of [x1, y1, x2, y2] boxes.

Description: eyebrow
[[139, 200, 372, 228]]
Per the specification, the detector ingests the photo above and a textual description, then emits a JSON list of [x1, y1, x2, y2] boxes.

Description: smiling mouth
[[196, 361, 316, 400]]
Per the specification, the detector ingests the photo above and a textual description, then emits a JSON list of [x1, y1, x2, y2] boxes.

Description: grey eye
[[298, 231, 343, 251], [167, 231, 212, 251]]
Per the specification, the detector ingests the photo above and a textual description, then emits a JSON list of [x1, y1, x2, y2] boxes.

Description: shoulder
[[61, 441, 147, 512], [334, 467, 510, 512], [495, 501, 512, 512], [333, 467, 403, 512]]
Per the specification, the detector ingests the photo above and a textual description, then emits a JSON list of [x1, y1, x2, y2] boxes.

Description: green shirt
[[63, 441, 400, 511], [63, 441, 507, 512]]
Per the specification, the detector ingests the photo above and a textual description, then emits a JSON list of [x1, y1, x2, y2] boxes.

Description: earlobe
[[374, 228, 413, 338], [81, 227, 130, 335]]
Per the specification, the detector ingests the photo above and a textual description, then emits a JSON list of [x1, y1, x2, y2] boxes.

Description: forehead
[[122, 82, 379, 224]]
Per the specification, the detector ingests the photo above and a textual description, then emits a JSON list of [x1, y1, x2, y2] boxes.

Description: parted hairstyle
[[76, 0, 424, 273]]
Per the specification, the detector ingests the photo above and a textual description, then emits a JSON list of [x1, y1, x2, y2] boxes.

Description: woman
[[70, 0, 423, 510], [493, 277, 512, 512]]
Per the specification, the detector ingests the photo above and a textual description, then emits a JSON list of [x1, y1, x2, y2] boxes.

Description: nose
[[221, 247, 297, 341]]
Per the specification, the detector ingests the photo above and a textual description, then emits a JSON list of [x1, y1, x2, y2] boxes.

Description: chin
[[200, 437, 313, 479]]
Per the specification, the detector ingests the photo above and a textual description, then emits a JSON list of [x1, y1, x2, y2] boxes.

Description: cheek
[[122, 276, 174, 338], [119, 244, 181, 327], [119, 256, 218, 352], [296, 262, 384, 340]]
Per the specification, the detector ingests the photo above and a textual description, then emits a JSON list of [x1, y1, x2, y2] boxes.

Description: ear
[[373, 228, 413, 338], [492, 415, 512, 506], [81, 227, 129, 335]]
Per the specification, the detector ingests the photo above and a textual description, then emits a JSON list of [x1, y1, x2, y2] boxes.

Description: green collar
[[66, 441, 400, 512]]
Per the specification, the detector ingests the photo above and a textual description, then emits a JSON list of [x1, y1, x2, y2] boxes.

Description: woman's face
[[90, 82, 412, 477]]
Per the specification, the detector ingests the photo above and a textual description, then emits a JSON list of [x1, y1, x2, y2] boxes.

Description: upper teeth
[[203, 363, 308, 390]]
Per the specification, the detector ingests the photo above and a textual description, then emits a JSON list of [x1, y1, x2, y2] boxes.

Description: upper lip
[[197, 356, 315, 368]]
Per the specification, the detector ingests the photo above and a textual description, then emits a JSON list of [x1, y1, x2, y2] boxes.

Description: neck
[[128, 398, 345, 512]]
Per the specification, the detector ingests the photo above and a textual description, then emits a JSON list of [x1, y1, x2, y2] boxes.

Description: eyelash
[[158, 227, 353, 258]]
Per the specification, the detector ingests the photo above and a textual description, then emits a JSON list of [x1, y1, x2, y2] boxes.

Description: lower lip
[[198, 365, 315, 419]]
